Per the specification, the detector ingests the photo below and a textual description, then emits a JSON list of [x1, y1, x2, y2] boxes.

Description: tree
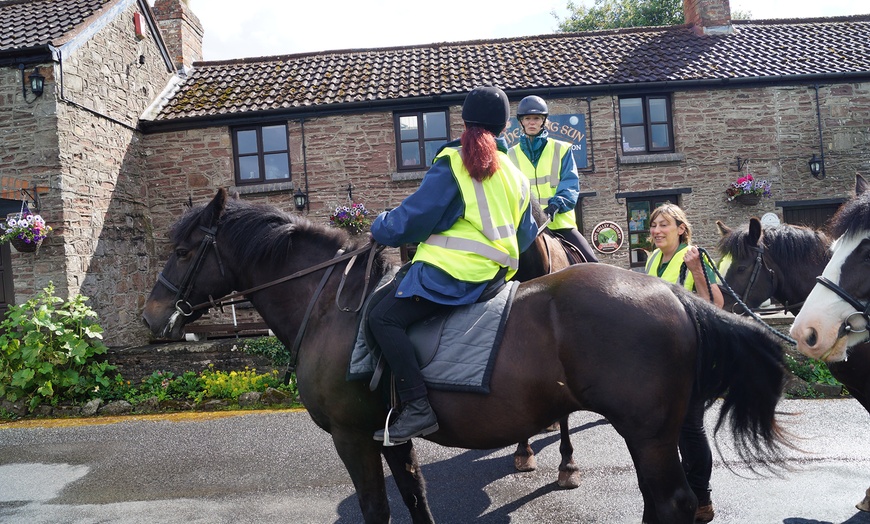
[[556, 0, 751, 32]]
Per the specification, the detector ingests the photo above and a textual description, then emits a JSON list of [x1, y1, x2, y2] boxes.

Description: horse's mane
[[718, 222, 831, 268], [171, 198, 378, 269], [829, 190, 870, 240]]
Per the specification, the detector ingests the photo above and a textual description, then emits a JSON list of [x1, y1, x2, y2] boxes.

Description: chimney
[[152, 0, 204, 71], [683, 0, 733, 35]]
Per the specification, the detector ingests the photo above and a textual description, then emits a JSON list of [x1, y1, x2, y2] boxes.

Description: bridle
[[814, 275, 870, 334], [727, 244, 776, 315], [157, 224, 225, 322], [156, 223, 383, 369]]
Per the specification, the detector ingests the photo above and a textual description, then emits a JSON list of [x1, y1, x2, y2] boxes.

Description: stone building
[[1, 0, 869, 347]]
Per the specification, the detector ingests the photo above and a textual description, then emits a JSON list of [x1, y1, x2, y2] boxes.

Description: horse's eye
[[736, 265, 748, 273], [174, 248, 189, 258]]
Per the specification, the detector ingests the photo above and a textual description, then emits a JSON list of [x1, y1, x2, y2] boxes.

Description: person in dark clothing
[[368, 86, 537, 445]]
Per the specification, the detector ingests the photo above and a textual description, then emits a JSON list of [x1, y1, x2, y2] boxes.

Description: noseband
[[814, 275, 870, 334], [157, 224, 225, 318]]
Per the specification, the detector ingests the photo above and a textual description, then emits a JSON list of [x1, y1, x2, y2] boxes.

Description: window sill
[[230, 181, 294, 195], [391, 170, 427, 182], [618, 152, 685, 165]]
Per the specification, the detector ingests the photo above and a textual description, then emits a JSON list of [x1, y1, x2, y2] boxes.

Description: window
[[626, 194, 680, 269], [233, 124, 290, 184], [619, 96, 673, 155], [395, 110, 449, 170]]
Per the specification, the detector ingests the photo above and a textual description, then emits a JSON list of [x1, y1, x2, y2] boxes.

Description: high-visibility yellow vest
[[507, 139, 576, 230], [413, 146, 530, 282], [645, 246, 695, 291]]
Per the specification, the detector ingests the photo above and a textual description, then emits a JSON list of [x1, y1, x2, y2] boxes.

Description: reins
[[681, 246, 797, 346], [186, 241, 380, 314]]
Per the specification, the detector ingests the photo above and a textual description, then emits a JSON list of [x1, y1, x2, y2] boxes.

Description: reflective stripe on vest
[[413, 147, 529, 282], [508, 140, 576, 230], [645, 247, 694, 291]]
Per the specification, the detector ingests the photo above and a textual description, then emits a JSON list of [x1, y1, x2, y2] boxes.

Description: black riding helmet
[[462, 86, 510, 135]]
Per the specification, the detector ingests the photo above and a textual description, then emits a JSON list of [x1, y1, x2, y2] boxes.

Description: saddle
[[350, 264, 515, 394], [547, 230, 588, 264]]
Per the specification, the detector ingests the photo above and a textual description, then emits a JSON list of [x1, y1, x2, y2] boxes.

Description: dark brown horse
[[717, 210, 870, 512], [143, 189, 789, 523]]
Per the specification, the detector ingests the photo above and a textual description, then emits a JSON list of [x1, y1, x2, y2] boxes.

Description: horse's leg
[[623, 438, 695, 524], [331, 431, 392, 523], [556, 415, 580, 489], [513, 439, 537, 471], [382, 441, 436, 524]]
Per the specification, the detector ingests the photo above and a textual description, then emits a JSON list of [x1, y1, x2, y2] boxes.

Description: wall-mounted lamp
[[20, 64, 45, 98], [346, 182, 354, 202], [293, 188, 308, 211], [808, 154, 825, 179]]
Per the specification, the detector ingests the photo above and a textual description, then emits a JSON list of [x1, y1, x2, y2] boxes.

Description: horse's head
[[792, 179, 870, 361], [716, 218, 776, 314], [142, 189, 236, 340]]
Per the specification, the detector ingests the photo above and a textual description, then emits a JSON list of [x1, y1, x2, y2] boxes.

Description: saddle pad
[[347, 280, 519, 393]]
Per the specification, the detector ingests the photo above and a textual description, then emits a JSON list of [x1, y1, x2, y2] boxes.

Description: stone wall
[[0, 1, 174, 347], [138, 81, 870, 338]]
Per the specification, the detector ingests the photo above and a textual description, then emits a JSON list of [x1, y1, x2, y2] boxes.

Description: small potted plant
[[0, 212, 52, 252], [725, 173, 772, 206], [329, 203, 371, 235]]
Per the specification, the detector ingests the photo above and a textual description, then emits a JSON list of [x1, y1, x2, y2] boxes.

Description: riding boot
[[373, 397, 439, 443]]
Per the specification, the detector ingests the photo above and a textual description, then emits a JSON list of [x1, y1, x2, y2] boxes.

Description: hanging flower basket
[[330, 203, 371, 235], [10, 236, 42, 253], [0, 211, 52, 253], [726, 173, 772, 205], [734, 193, 761, 206]]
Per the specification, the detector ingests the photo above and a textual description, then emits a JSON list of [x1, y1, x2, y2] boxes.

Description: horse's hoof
[[857, 487, 870, 512], [557, 470, 581, 489], [514, 455, 537, 472]]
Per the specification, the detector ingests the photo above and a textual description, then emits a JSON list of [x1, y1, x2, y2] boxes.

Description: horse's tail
[[675, 290, 790, 470]]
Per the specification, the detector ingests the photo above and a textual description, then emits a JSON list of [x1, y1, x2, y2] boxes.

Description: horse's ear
[[200, 188, 228, 228], [856, 174, 868, 196], [228, 189, 240, 200], [715, 220, 731, 237], [748, 217, 762, 245]]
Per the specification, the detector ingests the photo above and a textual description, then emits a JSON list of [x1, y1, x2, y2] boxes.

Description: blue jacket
[[518, 130, 580, 214], [371, 137, 538, 305]]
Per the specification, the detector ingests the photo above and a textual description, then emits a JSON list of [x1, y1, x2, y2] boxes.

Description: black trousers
[[368, 293, 445, 403], [679, 392, 713, 505], [553, 227, 599, 262]]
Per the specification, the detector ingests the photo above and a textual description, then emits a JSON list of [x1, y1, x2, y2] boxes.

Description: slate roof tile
[[0, 0, 115, 51]]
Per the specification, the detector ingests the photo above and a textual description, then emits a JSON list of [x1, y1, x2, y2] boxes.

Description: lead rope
[[680, 247, 797, 346]]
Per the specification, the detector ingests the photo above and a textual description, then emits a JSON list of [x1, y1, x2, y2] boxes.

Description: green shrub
[[241, 336, 291, 366], [0, 283, 115, 410]]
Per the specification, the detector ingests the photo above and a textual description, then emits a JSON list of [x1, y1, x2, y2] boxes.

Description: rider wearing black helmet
[[509, 95, 599, 262], [368, 86, 538, 444]]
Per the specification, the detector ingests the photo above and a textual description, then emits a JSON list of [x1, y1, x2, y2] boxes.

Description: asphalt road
[[0, 399, 868, 523]]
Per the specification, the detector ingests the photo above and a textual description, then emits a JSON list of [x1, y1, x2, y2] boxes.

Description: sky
[[162, 0, 868, 62]]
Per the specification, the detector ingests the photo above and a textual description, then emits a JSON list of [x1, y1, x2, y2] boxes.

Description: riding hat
[[517, 95, 549, 118], [462, 86, 510, 131]]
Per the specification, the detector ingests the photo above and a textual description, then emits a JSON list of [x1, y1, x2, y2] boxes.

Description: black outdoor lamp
[[808, 153, 825, 179], [20, 64, 45, 98], [29, 67, 45, 97], [293, 188, 308, 211]]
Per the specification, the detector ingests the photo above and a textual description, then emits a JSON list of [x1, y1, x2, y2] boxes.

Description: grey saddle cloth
[[347, 272, 518, 394]]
